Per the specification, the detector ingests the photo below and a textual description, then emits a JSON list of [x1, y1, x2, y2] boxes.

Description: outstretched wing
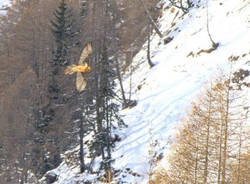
[[64, 43, 92, 92], [76, 72, 87, 92], [75, 43, 92, 92], [79, 42, 93, 65]]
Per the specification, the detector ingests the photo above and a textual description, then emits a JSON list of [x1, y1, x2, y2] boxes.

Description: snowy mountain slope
[[0, 0, 9, 7], [0, 0, 9, 12], [40, 0, 250, 183], [112, 0, 250, 182]]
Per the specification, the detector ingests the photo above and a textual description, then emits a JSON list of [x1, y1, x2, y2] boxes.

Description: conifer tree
[[51, 0, 75, 67], [85, 0, 126, 178], [87, 43, 125, 174], [29, 0, 79, 176], [49, 0, 79, 102]]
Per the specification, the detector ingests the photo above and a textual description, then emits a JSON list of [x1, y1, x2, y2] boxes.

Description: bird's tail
[[64, 65, 77, 75]]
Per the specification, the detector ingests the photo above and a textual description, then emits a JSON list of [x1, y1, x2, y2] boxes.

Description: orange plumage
[[64, 64, 91, 75], [64, 43, 92, 92]]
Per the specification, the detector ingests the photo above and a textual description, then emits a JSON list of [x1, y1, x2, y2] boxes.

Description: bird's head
[[85, 66, 91, 72]]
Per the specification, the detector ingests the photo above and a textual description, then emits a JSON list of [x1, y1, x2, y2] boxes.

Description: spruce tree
[[49, 0, 77, 100], [87, 42, 126, 177], [30, 0, 78, 175], [51, 0, 75, 67]]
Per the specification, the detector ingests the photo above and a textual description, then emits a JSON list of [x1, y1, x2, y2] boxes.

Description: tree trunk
[[237, 121, 242, 183], [206, 0, 218, 48], [79, 111, 85, 173], [139, 0, 163, 38], [194, 143, 198, 184], [217, 119, 223, 184], [221, 83, 230, 184], [147, 22, 155, 68], [204, 94, 212, 184], [115, 62, 127, 106]]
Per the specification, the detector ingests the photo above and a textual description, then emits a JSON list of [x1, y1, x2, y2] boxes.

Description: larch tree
[[159, 72, 249, 184]]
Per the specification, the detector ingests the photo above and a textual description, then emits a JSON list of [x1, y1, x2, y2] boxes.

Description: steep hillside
[[0, 0, 162, 182], [41, 0, 250, 183], [115, 0, 250, 182], [0, 0, 9, 11], [112, 0, 250, 182]]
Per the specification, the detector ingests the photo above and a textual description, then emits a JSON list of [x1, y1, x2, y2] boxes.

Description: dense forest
[[0, 0, 249, 184], [0, 0, 160, 183]]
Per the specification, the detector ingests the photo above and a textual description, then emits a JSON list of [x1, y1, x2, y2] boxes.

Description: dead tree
[[139, 0, 163, 38], [147, 20, 155, 68]]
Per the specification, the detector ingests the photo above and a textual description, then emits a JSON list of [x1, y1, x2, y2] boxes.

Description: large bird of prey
[[64, 43, 92, 92]]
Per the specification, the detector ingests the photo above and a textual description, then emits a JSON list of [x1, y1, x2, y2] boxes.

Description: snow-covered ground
[[0, 0, 9, 9], [0, 0, 9, 14], [0, 0, 8, 6], [40, 0, 250, 183]]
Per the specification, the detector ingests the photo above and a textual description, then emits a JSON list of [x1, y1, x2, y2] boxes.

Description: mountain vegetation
[[0, 0, 160, 183], [151, 71, 250, 184], [0, 0, 249, 183]]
